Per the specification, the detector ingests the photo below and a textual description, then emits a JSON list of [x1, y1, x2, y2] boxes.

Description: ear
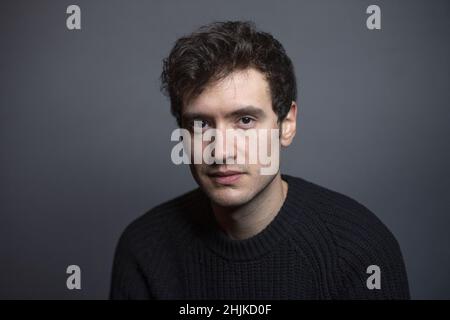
[[280, 101, 297, 147]]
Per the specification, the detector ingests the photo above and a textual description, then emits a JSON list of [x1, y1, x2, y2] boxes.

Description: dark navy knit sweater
[[110, 174, 410, 299]]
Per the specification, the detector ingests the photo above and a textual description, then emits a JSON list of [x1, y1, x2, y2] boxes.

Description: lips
[[208, 170, 244, 185]]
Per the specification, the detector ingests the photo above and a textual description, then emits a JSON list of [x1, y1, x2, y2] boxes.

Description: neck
[[210, 173, 288, 240]]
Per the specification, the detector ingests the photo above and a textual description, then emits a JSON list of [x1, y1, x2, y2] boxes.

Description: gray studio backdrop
[[1, 0, 449, 299]]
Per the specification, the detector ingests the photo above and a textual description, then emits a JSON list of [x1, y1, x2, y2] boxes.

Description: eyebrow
[[181, 105, 266, 124], [227, 106, 266, 119]]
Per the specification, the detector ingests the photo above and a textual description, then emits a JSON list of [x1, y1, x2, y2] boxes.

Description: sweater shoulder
[[116, 187, 205, 253], [288, 175, 400, 248], [287, 175, 409, 298]]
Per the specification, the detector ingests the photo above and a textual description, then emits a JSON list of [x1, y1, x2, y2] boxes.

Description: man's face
[[181, 68, 283, 208]]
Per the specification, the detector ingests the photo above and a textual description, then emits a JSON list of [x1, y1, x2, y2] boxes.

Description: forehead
[[183, 68, 272, 117]]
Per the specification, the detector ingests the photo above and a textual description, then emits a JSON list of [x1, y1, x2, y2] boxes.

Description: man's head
[[161, 21, 298, 208]]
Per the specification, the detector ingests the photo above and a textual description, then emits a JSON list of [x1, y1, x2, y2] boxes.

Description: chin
[[205, 187, 253, 208]]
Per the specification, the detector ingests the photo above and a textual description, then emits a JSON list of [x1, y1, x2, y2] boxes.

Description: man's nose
[[210, 126, 236, 164]]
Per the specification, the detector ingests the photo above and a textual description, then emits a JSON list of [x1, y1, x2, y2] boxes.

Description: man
[[110, 21, 410, 299]]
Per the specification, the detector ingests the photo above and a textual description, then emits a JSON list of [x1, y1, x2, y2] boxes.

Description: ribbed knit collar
[[197, 174, 304, 261]]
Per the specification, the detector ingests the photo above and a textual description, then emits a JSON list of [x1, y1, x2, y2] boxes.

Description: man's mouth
[[208, 170, 244, 185]]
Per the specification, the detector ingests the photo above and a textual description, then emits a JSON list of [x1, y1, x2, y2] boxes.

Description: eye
[[192, 119, 209, 130], [238, 116, 255, 128]]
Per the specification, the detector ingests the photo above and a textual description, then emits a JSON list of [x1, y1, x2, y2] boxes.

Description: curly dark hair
[[160, 21, 297, 127]]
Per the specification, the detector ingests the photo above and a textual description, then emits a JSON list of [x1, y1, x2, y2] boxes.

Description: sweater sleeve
[[330, 204, 411, 299], [109, 228, 153, 300]]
